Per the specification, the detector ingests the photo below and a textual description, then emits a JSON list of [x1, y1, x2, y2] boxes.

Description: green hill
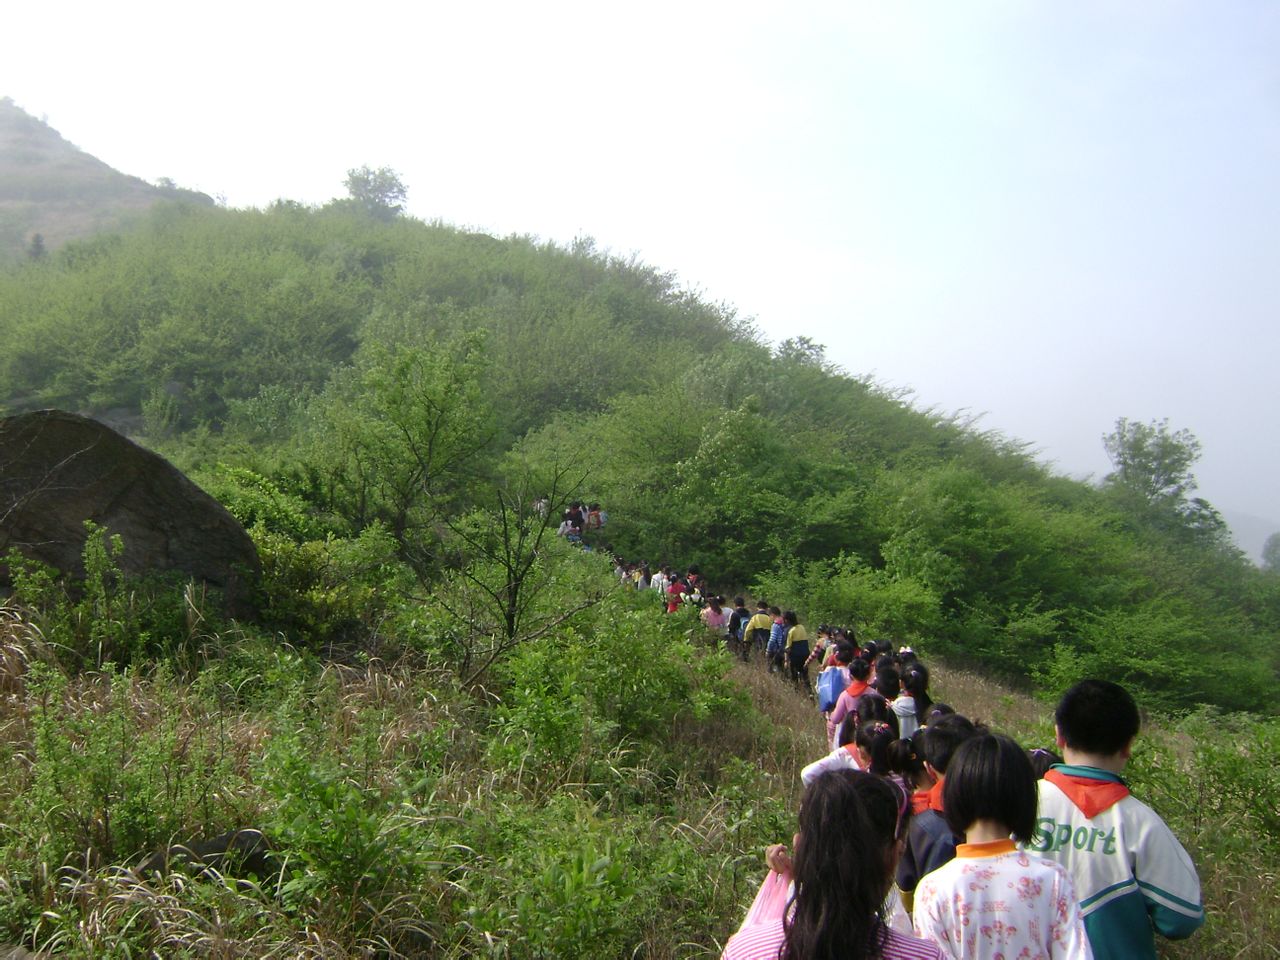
[[0, 149, 1277, 956], [0, 97, 213, 264]]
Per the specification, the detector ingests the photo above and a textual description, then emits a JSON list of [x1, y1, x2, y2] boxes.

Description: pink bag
[[739, 870, 791, 930]]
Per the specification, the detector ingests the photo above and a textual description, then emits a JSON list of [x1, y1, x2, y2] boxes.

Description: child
[[895, 714, 980, 906], [800, 715, 864, 785], [782, 611, 811, 690], [827, 658, 878, 744], [913, 733, 1092, 959], [893, 666, 932, 741], [722, 771, 943, 960], [1030, 680, 1204, 960]]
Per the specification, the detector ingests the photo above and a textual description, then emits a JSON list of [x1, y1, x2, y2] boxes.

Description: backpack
[[817, 666, 851, 713]]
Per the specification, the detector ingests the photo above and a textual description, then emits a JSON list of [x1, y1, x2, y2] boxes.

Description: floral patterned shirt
[[913, 839, 1093, 959]]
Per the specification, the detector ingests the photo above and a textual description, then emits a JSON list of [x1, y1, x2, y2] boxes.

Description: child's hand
[[765, 843, 793, 876]]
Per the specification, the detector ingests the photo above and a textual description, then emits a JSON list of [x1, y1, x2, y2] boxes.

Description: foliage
[[251, 521, 410, 650], [3, 522, 212, 670], [343, 165, 408, 221]]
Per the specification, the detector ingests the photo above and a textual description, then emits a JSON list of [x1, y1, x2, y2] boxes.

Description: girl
[[722, 771, 943, 960], [827, 658, 876, 744], [893, 667, 932, 741], [912, 734, 1092, 959]]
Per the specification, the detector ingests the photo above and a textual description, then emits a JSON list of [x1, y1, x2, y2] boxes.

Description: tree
[[309, 333, 494, 576], [1102, 417, 1201, 506], [1263, 532, 1280, 573], [27, 233, 45, 260], [343, 165, 407, 221], [1102, 417, 1226, 544]]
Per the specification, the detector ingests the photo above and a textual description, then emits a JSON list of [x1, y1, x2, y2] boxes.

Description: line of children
[[725, 671, 1202, 960]]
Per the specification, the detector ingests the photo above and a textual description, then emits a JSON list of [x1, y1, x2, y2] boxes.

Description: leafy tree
[[1103, 417, 1201, 506], [307, 333, 494, 575], [27, 233, 45, 260], [343, 165, 407, 221], [1102, 417, 1227, 543]]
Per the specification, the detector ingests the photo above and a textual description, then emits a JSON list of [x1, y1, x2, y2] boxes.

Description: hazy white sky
[[4, 1, 1278, 549]]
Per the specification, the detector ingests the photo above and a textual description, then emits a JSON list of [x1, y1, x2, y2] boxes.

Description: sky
[[4, 1, 1278, 554]]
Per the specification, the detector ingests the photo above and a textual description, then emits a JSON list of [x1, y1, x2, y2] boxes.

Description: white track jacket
[[1030, 765, 1204, 960]]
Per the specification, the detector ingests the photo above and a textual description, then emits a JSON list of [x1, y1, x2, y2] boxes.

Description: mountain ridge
[[0, 97, 213, 262]]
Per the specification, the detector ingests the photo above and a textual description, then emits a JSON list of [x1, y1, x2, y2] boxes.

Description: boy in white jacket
[[1030, 680, 1204, 960]]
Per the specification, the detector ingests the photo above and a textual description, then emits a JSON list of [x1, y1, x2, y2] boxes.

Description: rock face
[[0, 410, 259, 616]]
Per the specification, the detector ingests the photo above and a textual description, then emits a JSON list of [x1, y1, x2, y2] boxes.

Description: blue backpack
[[816, 666, 850, 712]]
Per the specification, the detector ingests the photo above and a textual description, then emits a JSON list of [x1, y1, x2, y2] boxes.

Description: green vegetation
[[0, 186, 1276, 954]]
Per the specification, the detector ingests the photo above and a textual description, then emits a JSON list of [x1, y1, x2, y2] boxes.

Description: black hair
[[1055, 679, 1140, 756], [872, 665, 900, 701], [756, 599, 769, 609], [1027, 747, 1063, 779], [923, 702, 954, 726], [916, 713, 979, 774], [783, 610, 799, 626], [861, 642, 879, 662], [837, 713, 859, 748], [887, 737, 927, 786], [735, 596, 745, 607], [943, 733, 1038, 843], [833, 642, 855, 665], [769, 606, 782, 616], [782, 771, 908, 960], [848, 658, 871, 682], [855, 722, 897, 776], [856, 695, 898, 738], [901, 667, 932, 723], [874, 654, 898, 673], [875, 639, 892, 656]]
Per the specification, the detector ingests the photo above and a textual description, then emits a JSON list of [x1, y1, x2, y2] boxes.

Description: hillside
[[0, 98, 212, 263], [0, 147, 1276, 955], [0, 195, 1276, 715]]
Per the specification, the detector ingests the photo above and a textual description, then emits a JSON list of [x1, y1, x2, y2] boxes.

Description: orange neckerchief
[[910, 789, 931, 814], [842, 680, 869, 702], [1044, 768, 1130, 818], [926, 776, 946, 812]]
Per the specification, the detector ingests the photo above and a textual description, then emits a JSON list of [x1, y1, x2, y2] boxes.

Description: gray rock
[[0, 410, 259, 616]]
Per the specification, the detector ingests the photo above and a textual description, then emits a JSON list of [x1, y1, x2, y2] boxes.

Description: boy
[[896, 713, 981, 910], [1031, 679, 1204, 960]]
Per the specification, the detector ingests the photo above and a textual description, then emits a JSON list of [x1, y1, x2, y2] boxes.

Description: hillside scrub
[[2, 200, 1276, 713], [0, 561, 808, 957]]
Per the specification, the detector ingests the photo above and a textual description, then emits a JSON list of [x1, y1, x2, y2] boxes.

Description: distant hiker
[[727, 597, 752, 660], [652, 566, 670, 597], [893, 667, 931, 741], [1029, 680, 1203, 960], [743, 601, 773, 662], [666, 575, 688, 613], [783, 611, 811, 691], [766, 607, 786, 674], [556, 510, 581, 543], [701, 595, 729, 642]]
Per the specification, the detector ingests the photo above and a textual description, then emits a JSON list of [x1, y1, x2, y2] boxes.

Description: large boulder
[[0, 410, 259, 616]]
